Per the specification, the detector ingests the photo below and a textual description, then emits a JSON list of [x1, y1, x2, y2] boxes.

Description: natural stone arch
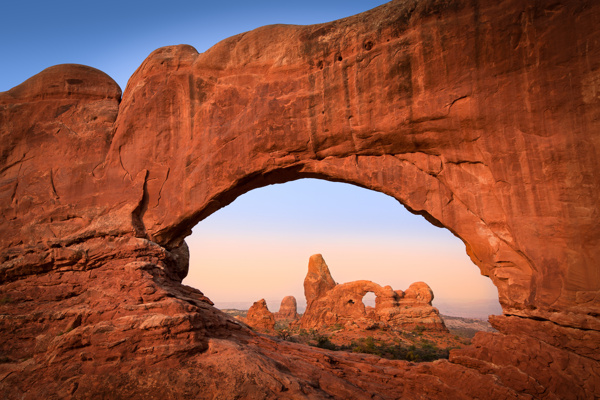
[[299, 254, 447, 332], [362, 291, 377, 309], [1, 0, 599, 398]]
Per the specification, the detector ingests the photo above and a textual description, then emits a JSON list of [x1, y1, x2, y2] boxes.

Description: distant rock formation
[[274, 296, 299, 321], [300, 254, 447, 332], [304, 254, 337, 307], [244, 299, 275, 331], [248, 254, 445, 332]]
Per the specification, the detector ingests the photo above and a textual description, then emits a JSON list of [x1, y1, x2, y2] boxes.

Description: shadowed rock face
[[0, 0, 599, 398], [301, 254, 447, 331]]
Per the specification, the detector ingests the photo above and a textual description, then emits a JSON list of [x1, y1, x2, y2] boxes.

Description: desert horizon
[[212, 297, 502, 320]]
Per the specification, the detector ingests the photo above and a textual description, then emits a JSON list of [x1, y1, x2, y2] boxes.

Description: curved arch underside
[[0, 0, 599, 398]]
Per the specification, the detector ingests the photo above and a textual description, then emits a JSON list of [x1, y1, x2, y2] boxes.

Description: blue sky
[[1, 1, 390, 91], [1, 1, 501, 317]]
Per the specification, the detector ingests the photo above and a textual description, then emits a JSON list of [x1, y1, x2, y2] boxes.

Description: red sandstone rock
[[300, 255, 447, 331], [0, 0, 599, 398], [275, 295, 299, 321], [404, 282, 434, 304], [244, 299, 275, 331], [304, 254, 337, 308]]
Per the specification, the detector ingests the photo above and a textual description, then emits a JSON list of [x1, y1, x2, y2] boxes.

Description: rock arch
[[0, 0, 598, 398], [300, 254, 448, 332], [362, 291, 377, 308]]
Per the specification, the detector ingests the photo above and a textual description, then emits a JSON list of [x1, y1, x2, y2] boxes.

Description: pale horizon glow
[[183, 179, 502, 318]]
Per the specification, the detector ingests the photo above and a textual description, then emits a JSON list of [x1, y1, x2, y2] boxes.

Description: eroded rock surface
[[304, 254, 337, 308], [1, 0, 599, 398], [301, 254, 447, 331], [245, 298, 276, 331]]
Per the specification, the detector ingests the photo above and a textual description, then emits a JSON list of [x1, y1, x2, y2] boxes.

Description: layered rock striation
[[300, 254, 447, 331], [1, 0, 599, 398]]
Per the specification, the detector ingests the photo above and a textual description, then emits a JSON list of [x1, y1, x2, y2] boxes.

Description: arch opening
[[182, 178, 502, 319], [362, 292, 376, 309]]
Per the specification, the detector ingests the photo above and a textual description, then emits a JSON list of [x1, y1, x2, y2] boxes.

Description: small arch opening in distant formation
[[362, 291, 376, 309]]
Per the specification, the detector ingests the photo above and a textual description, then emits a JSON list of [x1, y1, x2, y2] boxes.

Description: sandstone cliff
[[1, 0, 599, 398]]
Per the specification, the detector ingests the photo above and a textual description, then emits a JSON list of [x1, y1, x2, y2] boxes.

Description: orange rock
[[300, 255, 447, 331], [304, 254, 337, 308], [274, 295, 299, 321], [244, 299, 275, 331], [1, 0, 599, 398]]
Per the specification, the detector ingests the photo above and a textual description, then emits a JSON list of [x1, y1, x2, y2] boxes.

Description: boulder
[[245, 299, 275, 331]]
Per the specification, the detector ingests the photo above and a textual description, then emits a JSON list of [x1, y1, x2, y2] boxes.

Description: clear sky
[[1, 1, 391, 91], [2, 1, 501, 318]]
